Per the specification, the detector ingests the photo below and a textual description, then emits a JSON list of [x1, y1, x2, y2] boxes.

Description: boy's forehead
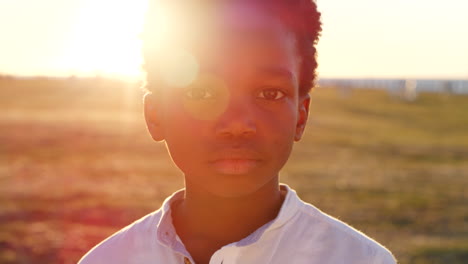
[[216, 2, 282, 32], [208, 3, 293, 54], [158, 1, 289, 45], [146, 1, 299, 88]]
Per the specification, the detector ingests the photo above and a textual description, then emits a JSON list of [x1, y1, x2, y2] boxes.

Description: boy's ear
[[294, 94, 311, 141], [144, 92, 165, 142]]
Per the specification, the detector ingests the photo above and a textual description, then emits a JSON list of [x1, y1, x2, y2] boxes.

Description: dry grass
[[0, 77, 467, 263]]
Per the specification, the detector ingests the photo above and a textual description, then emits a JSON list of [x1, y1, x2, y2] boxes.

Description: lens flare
[[183, 74, 230, 121]]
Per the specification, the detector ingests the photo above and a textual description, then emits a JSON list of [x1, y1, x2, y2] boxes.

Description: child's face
[[145, 2, 310, 198]]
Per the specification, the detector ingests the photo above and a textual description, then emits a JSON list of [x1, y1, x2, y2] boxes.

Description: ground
[[0, 77, 467, 263]]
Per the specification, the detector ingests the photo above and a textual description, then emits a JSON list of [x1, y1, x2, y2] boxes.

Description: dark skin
[[144, 3, 310, 264]]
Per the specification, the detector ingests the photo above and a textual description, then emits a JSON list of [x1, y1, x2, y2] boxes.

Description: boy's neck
[[172, 178, 285, 260]]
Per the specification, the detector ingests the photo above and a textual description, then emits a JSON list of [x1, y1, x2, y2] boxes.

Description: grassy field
[[0, 77, 467, 263]]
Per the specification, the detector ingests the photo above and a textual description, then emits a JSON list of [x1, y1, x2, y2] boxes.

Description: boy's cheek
[[183, 99, 228, 121]]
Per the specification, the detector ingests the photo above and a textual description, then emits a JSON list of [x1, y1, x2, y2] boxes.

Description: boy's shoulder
[[78, 208, 164, 264], [281, 188, 396, 263]]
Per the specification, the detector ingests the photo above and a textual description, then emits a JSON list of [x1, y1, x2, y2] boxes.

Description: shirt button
[[184, 257, 191, 264]]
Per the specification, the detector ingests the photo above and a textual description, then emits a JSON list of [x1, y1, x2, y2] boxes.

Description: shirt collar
[[156, 190, 189, 256], [155, 184, 301, 250], [267, 184, 301, 230]]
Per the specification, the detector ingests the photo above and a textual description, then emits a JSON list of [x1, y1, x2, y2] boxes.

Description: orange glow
[[1, 0, 467, 78], [159, 49, 200, 88], [61, 0, 148, 77]]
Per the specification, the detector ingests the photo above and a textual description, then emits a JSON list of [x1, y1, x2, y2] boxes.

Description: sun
[[63, 0, 148, 78]]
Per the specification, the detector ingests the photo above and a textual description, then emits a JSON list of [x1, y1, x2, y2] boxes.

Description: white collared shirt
[[79, 184, 396, 264]]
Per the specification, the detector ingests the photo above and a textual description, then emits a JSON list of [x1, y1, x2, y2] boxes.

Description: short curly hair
[[142, 0, 321, 95]]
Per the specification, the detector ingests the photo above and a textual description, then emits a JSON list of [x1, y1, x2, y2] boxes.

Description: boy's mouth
[[208, 148, 264, 174], [210, 158, 261, 175]]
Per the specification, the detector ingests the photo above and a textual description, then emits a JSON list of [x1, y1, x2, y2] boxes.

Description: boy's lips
[[208, 149, 263, 175], [210, 159, 261, 175]]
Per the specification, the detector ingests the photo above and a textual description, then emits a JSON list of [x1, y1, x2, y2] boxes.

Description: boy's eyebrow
[[256, 66, 295, 81]]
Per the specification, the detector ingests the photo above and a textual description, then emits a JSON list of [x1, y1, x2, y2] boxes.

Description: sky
[[0, 0, 467, 79]]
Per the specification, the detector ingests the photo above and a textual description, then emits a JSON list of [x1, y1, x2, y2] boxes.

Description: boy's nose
[[215, 97, 257, 139]]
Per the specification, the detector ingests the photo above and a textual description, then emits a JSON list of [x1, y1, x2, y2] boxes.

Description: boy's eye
[[185, 86, 214, 100], [257, 88, 286, 100]]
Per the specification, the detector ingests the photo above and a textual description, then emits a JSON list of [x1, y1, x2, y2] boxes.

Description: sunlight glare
[[159, 50, 199, 88], [142, 1, 205, 88], [63, 0, 148, 78]]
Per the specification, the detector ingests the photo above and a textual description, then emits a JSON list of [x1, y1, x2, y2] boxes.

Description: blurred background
[[1, 0, 467, 263]]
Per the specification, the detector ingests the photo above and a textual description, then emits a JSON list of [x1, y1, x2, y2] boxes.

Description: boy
[[80, 0, 396, 263]]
